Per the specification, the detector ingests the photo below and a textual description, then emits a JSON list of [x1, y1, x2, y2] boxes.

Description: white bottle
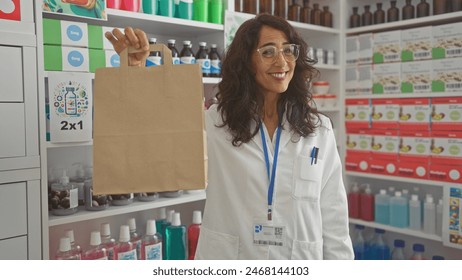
[[55, 237, 81, 260], [436, 198, 443, 237], [409, 194, 422, 231], [423, 195, 436, 235]]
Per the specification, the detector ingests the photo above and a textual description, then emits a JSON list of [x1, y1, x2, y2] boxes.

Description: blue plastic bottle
[[352, 225, 366, 260], [391, 239, 406, 260], [374, 189, 390, 224], [390, 191, 409, 228], [369, 228, 390, 260]]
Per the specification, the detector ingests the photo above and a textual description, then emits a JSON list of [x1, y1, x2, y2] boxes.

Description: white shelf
[[349, 218, 443, 242], [346, 171, 446, 187], [346, 11, 462, 35], [0, 30, 36, 47], [345, 92, 462, 100], [48, 191, 206, 226], [47, 141, 93, 149]]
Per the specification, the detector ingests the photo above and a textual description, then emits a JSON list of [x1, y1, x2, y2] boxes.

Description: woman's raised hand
[[105, 27, 150, 67]]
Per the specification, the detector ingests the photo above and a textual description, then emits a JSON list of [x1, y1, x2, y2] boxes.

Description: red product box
[[397, 160, 429, 180], [369, 158, 398, 176], [345, 99, 371, 129], [399, 98, 431, 131], [431, 97, 462, 131], [0, 0, 21, 21], [371, 98, 400, 130], [398, 130, 431, 162], [345, 154, 370, 173], [429, 164, 462, 184], [346, 128, 372, 156], [370, 129, 400, 161], [430, 131, 462, 166]]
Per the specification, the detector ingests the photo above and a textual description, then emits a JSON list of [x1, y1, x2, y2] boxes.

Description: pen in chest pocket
[[310, 146, 319, 165]]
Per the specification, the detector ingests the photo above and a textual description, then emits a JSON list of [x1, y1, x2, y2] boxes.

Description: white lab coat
[[195, 105, 354, 260]]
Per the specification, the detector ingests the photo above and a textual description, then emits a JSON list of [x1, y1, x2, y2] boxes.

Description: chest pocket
[[292, 155, 323, 201]]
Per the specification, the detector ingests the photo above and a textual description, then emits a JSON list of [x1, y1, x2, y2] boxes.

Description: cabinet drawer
[[0, 103, 26, 158], [0, 182, 27, 239], [0, 46, 23, 102], [0, 236, 27, 260]]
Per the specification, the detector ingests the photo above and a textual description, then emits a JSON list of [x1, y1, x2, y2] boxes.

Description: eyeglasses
[[256, 44, 300, 64]]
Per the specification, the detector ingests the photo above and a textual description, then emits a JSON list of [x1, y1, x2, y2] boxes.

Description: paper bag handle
[[121, 44, 173, 68]]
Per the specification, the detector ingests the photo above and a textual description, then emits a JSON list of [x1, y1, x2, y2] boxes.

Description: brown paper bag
[[93, 44, 207, 195]]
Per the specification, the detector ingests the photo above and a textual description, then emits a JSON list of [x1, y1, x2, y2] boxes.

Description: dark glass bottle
[[402, 0, 415, 20], [300, 0, 311, 23], [350, 6, 361, 28], [361, 5, 373, 26], [243, 0, 257, 14], [234, 0, 242, 12], [195, 42, 210, 77], [260, 0, 274, 15], [209, 44, 221, 77], [387, 0, 400, 22], [450, 0, 462, 11], [310, 3, 322, 25], [288, 0, 302, 22], [320, 6, 333, 27], [374, 3, 385, 24], [275, 0, 289, 19], [433, 0, 447, 14], [416, 0, 430, 17]]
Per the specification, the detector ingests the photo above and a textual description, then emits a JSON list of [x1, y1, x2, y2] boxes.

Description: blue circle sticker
[[67, 25, 83, 42], [68, 51, 84, 67]]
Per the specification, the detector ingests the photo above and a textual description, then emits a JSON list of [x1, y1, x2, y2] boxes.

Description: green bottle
[[193, 0, 208, 22], [165, 212, 187, 260], [209, 0, 223, 24], [160, 209, 175, 259]]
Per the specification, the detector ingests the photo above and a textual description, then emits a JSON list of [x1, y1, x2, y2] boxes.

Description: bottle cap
[[60, 169, 70, 185], [192, 210, 202, 224], [380, 189, 387, 195], [168, 39, 176, 44], [183, 40, 191, 45], [100, 223, 111, 237], [128, 218, 137, 231], [90, 231, 101, 246], [172, 212, 181, 226], [65, 229, 75, 243], [167, 210, 175, 223], [146, 219, 157, 235], [394, 239, 405, 248], [411, 194, 419, 201], [211, 44, 217, 48], [119, 225, 130, 242], [413, 243, 425, 252], [149, 38, 157, 44], [199, 42, 207, 47], [395, 191, 402, 197], [59, 237, 72, 252], [432, 255, 445, 260], [375, 228, 385, 234], [426, 196, 434, 203], [159, 207, 167, 220], [355, 224, 365, 230], [351, 182, 359, 192]]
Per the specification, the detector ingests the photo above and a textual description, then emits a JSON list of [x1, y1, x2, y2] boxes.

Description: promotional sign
[[443, 185, 462, 249], [0, 0, 21, 21], [42, 0, 107, 20], [48, 72, 93, 143]]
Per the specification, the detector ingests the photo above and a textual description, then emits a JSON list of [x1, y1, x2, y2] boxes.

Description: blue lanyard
[[259, 123, 282, 221]]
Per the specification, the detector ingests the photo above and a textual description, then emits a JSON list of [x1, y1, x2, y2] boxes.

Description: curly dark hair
[[216, 13, 321, 146]]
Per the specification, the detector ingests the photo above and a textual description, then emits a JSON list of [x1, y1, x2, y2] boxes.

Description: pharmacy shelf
[[345, 92, 462, 100], [346, 11, 462, 35], [346, 171, 446, 187], [349, 218, 442, 242], [48, 191, 206, 227]]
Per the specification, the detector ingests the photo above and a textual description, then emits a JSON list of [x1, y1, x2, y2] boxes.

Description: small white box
[[432, 22, 462, 59], [359, 33, 373, 65], [401, 60, 432, 93], [401, 26, 432, 61], [373, 62, 401, 94], [346, 36, 359, 65], [432, 58, 462, 92], [358, 64, 373, 95], [345, 66, 359, 95], [373, 30, 401, 63]]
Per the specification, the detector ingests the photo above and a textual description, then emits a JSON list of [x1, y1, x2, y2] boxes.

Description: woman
[[106, 14, 353, 260]]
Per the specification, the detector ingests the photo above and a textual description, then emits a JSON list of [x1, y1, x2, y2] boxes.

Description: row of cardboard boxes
[[345, 128, 462, 184], [345, 57, 462, 95], [345, 97, 462, 131], [346, 22, 462, 65]]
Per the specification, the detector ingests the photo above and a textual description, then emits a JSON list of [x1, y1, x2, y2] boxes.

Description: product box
[[397, 160, 429, 180], [345, 155, 370, 173], [358, 64, 373, 94], [346, 36, 359, 66], [345, 99, 371, 129], [401, 60, 432, 94], [359, 33, 373, 65], [398, 130, 431, 161], [89, 49, 120, 72], [431, 97, 462, 131], [44, 45, 89, 72], [88, 25, 117, 50], [432, 22, 462, 59], [430, 131, 462, 166], [372, 62, 401, 94], [399, 98, 431, 131], [373, 30, 401, 64], [371, 98, 400, 129], [345, 66, 359, 95], [0, 0, 20, 21], [369, 158, 398, 176], [346, 128, 372, 156], [431, 58, 462, 93], [370, 129, 400, 161], [429, 163, 462, 183], [401, 26, 433, 62], [43, 18, 88, 47]]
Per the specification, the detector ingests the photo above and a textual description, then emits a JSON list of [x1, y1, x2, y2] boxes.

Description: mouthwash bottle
[[167, 39, 181, 65], [161, 209, 175, 259], [64, 229, 82, 259], [196, 42, 210, 77], [209, 43, 221, 77], [55, 237, 81, 260], [188, 210, 202, 260], [391, 239, 406, 260], [82, 231, 108, 260], [352, 225, 366, 260], [374, 189, 390, 224], [100, 222, 118, 260], [141, 219, 162, 260], [128, 218, 143, 260], [117, 225, 137, 260], [165, 212, 187, 260]]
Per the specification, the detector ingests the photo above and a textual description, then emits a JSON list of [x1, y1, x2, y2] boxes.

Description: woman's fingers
[[134, 28, 149, 51], [104, 28, 128, 54], [124, 27, 141, 49]]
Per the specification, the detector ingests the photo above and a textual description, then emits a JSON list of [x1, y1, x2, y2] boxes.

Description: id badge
[[253, 221, 286, 247]]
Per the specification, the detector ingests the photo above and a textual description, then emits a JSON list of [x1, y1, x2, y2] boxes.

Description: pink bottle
[[359, 184, 374, 221], [100, 223, 118, 260], [188, 210, 202, 260], [128, 218, 142, 260], [64, 229, 82, 259], [348, 182, 361, 218], [122, 0, 140, 12], [107, 0, 123, 9], [82, 231, 108, 260], [117, 225, 137, 260], [55, 237, 81, 260], [141, 219, 162, 260]]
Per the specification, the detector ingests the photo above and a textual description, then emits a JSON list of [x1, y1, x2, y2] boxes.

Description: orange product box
[[369, 158, 398, 176], [345, 154, 370, 173], [398, 130, 431, 162], [431, 97, 462, 131], [370, 129, 400, 160], [397, 160, 429, 180], [430, 131, 462, 166], [399, 98, 431, 131], [429, 164, 462, 184], [345, 99, 371, 129], [371, 98, 400, 129]]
